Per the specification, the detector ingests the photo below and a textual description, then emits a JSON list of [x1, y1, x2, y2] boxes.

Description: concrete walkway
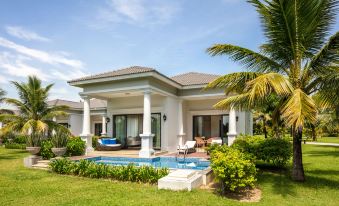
[[305, 142, 339, 147]]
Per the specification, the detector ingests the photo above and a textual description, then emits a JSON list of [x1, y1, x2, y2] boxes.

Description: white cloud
[[5, 26, 50, 42], [93, 0, 181, 28], [0, 74, 6, 84], [0, 37, 84, 69], [0, 52, 51, 81]]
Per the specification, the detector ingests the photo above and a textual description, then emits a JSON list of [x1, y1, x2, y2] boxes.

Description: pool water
[[85, 156, 210, 170]]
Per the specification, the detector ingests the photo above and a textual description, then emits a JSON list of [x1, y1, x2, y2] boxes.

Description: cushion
[[101, 138, 117, 145]]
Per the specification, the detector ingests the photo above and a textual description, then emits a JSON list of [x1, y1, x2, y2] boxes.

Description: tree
[[206, 0, 339, 181], [0, 76, 69, 146], [0, 88, 13, 115]]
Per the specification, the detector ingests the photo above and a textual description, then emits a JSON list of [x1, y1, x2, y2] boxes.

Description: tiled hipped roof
[[68, 66, 155, 83], [170, 72, 220, 86], [47, 99, 107, 109], [68, 66, 220, 86]]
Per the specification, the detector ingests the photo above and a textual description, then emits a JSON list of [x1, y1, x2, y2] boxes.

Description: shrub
[[4, 143, 26, 149], [39, 139, 55, 160], [257, 138, 292, 167], [232, 135, 292, 167], [66, 137, 86, 156], [49, 158, 169, 184], [231, 135, 264, 156], [210, 145, 257, 192], [92, 136, 100, 149], [13, 135, 27, 144]]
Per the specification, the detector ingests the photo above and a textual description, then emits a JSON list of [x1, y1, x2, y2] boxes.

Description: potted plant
[[25, 133, 42, 155], [51, 127, 69, 157]]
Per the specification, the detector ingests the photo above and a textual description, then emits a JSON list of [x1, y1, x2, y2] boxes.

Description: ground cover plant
[[49, 158, 169, 184]]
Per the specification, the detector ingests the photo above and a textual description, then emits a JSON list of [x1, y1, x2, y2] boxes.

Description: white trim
[[69, 71, 183, 89], [80, 85, 177, 98], [110, 107, 163, 115], [180, 93, 225, 100], [189, 110, 228, 116]]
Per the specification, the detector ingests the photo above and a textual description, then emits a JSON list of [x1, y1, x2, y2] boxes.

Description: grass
[[0, 145, 338, 206], [315, 137, 339, 144]]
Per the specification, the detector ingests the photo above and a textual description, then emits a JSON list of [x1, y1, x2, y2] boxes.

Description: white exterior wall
[[69, 114, 83, 136]]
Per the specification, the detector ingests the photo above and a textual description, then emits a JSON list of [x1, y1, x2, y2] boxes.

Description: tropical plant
[[0, 76, 69, 147], [0, 88, 13, 115], [210, 145, 257, 192], [49, 159, 169, 184], [51, 127, 70, 148], [206, 0, 339, 181], [66, 137, 86, 156], [40, 139, 55, 159]]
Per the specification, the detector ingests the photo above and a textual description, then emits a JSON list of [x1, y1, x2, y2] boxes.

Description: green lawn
[[0, 146, 338, 206], [316, 137, 339, 144]]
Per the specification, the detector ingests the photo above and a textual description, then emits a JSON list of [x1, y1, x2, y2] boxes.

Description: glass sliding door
[[94, 123, 102, 136], [193, 116, 211, 138], [151, 114, 161, 149], [220, 115, 229, 144], [113, 113, 161, 149], [113, 115, 127, 147], [193, 115, 229, 144]]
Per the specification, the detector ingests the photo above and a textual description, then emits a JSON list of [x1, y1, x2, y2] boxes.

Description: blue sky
[[0, 0, 337, 102]]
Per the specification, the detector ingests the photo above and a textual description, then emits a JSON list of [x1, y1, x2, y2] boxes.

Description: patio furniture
[[206, 137, 222, 145], [96, 138, 122, 151], [211, 137, 222, 145], [127, 136, 141, 147], [194, 137, 205, 147], [177, 141, 196, 154]]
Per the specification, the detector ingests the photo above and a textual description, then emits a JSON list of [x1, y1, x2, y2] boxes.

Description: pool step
[[158, 170, 203, 191], [32, 160, 50, 170]]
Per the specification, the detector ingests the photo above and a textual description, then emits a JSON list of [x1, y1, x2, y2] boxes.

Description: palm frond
[[281, 89, 317, 127], [207, 44, 285, 73], [205, 72, 261, 94], [307, 32, 339, 74], [245, 73, 293, 102]]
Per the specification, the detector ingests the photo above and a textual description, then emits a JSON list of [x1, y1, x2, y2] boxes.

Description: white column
[[52, 117, 57, 135], [177, 99, 185, 146], [80, 95, 93, 153], [139, 90, 154, 158], [101, 115, 107, 136], [227, 107, 237, 146]]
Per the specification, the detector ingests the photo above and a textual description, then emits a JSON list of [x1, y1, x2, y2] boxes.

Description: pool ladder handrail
[[176, 145, 188, 162]]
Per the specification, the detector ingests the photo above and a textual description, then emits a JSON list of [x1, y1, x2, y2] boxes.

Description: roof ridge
[[48, 99, 80, 103], [171, 71, 220, 78]]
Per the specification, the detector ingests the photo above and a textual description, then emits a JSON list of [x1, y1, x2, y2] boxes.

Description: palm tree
[[206, 0, 339, 181], [0, 76, 69, 147], [0, 88, 13, 115]]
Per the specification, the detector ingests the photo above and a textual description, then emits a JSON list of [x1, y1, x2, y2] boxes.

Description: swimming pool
[[85, 156, 210, 170]]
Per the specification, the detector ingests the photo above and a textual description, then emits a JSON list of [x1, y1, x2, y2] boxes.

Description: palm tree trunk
[[263, 119, 268, 139], [311, 124, 317, 141], [292, 125, 305, 181]]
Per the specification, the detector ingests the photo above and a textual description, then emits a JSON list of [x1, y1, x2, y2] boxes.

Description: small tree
[[0, 76, 69, 147]]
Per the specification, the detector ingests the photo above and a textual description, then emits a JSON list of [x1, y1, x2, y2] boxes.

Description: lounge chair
[[96, 138, 122, 151], [206, 137, 222, 145], [194, 137, 205, 147], [177, 141, 196, 154]]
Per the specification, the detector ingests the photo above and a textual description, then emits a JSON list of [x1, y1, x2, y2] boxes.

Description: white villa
[[50, 66, 253, 158]]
